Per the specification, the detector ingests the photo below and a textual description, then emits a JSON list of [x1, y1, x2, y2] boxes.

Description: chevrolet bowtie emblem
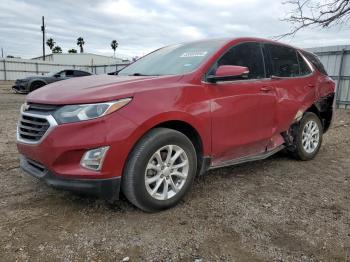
[[23, 104, 30, 111]]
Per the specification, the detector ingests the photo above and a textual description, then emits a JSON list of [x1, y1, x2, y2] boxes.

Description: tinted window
[[214, 42, 265, 79], [74, 70, 90, 76], [65, 70, 74, 76], [297, 53, 312, 76], [302, 51, 328, 75], [267, 44, 299, 77]]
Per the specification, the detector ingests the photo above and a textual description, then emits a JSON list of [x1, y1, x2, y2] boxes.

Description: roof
[[174, 37, 306, 51]]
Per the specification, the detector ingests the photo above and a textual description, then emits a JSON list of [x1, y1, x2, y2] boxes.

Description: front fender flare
[[120, 111, 211, 156]]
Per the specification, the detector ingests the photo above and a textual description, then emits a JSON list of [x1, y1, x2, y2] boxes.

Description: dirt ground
[[0, 81, 349, 262]]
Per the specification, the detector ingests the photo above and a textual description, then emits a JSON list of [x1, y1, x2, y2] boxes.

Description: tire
[[289, 112, 323, 160], [122, 128, 197, 212], [29, 81, 45, 92]]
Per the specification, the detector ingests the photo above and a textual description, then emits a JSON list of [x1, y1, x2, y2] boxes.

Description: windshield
[[118, 39, 227, 76]]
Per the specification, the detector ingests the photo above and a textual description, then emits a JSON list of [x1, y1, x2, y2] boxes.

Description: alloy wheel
[[302, 120, 320, 154], [145, 145, 189, 200]]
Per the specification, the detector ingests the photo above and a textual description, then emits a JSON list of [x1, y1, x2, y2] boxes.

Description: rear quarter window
[[74, 70, 91, 77], [297, 52, 312, 76], [301, 51, 328, 75]]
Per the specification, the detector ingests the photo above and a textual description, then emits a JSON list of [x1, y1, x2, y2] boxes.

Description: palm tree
[[68, 48, 77, 53], [52, 46, 62, 53], [46, 38, 56, 53], [111, 40, 118, 58], [77, 37, 85, 53]]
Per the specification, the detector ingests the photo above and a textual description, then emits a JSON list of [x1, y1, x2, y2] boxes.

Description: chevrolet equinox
[[17, 38, 335, 212]]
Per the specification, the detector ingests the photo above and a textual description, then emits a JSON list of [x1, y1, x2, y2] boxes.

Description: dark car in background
[[12, 69, 92, 94]]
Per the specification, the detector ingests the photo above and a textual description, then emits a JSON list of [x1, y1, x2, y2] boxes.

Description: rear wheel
[[29, 81, 45, 92], [122, 128, 197, 212], [289, 112, 323, 160]]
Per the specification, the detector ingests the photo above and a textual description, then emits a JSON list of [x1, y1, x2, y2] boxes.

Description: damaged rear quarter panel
[[273, 72, 335, 133]]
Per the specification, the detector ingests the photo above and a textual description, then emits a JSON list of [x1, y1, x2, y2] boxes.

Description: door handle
[[260, 86, 272, 92], [307, 83, 315, 88]]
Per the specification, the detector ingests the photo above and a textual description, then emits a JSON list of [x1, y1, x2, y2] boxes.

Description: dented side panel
[[272, 72, 335, 136], [271, 74, 317, 133]]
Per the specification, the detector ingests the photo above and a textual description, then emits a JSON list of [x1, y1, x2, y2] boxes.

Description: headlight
[[53, 98, 132, 124]]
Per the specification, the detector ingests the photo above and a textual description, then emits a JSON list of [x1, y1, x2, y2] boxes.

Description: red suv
[[17, 37, 335, 212]]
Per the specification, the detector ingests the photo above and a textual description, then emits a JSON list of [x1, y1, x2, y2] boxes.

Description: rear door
[[264, 44, 315, 133], [208, 42, 277, 164]]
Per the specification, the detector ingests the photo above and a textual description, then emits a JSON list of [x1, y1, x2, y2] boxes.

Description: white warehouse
[[32, 53, 130, 66]]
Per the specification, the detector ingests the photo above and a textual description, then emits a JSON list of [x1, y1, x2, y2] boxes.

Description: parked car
[[16, 37, 335, 212], [12, 69, 92, 94]]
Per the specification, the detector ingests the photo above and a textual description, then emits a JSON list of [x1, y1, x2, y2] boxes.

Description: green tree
[[111, 40, 118, 58], [52, 46, 62, 53], [68, 48, 77, 53], [77, 37, 85, 53], [46, 38, 56, 53]]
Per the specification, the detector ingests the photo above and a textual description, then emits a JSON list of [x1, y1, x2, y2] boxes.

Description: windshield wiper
[[129, 73, 150, 76], [128, 73, 161, 76]]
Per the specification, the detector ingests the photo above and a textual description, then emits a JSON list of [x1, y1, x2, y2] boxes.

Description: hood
[[27, 74, 183, 105], [18, 76, 42, 82]]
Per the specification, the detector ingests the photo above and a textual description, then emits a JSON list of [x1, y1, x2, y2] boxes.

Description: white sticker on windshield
[[180, 51, 208, 58]]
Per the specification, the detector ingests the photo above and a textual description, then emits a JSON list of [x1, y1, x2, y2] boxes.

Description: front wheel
[[289, 112, 323, 160], [29, 81, 45, 92], [122, 128, 197, 212]]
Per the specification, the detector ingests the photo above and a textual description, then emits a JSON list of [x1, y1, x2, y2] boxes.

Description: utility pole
[[41, 16, 45, 61], [1, 48, 3, 58]]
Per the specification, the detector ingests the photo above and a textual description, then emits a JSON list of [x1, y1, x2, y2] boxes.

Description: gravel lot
[[0, 81, 349, 261]]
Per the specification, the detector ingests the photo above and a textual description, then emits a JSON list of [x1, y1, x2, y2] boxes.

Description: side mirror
[[207, 65, 249, 83], [54, 74, 60, 78]]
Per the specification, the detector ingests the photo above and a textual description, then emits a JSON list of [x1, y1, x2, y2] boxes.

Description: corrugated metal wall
[[307, 45, 350, 109], [0, 58, 128, 80]]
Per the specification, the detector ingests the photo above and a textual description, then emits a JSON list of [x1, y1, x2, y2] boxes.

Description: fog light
[[80, 146, 109, 171]]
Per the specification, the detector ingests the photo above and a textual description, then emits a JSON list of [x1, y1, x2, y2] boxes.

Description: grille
[[27, 103, 59, 112], [18, 114, 50, 142]]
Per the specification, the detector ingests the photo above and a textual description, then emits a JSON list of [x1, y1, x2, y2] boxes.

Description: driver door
[[208, 42, 276, 165]]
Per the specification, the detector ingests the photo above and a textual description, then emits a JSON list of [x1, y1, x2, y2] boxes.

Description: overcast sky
[[0, 0, 349, 59]]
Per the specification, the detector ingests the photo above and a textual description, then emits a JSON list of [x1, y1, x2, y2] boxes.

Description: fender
[[120, 110, 211, 156], [294, 92, 335, 132], [275, 76, 335, 134]]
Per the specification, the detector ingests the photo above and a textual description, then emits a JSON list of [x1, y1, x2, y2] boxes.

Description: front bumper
[[12, 83, 29, 93], [20, 155, 121, 200], [16, 105, 140, 201], [17, 109, 137, 180]]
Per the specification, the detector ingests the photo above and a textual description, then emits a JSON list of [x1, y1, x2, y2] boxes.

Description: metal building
[[32, 53, 130, 66], [307, 45, 350, 109]]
